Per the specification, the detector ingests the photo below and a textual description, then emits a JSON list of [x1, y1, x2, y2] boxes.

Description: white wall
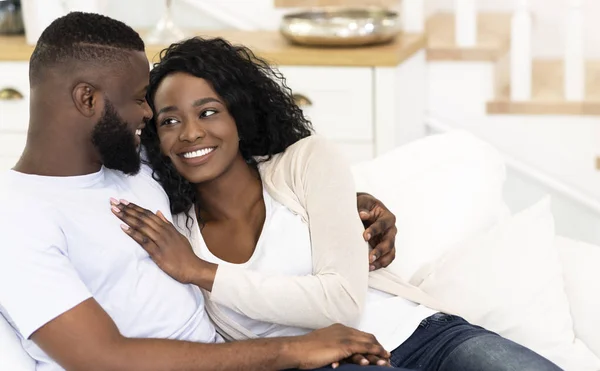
[[103, 0, 226, 30], [427, 59, 600, 246]]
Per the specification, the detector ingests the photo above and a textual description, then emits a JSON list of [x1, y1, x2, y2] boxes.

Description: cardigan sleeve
[[207, 136, 370, 329]]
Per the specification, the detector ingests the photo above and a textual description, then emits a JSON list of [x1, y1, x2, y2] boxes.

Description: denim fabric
[[308, 365, 411, 370], [389, 313, 562, 371]]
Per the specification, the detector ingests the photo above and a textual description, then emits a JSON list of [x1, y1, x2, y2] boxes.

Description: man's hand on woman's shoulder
[[356, 193, 397, 271]]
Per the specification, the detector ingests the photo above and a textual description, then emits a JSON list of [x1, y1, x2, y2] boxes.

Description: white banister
[[510, 0, 533, 101], [455, 0, 477, 47], [564, 0, 585, 101], [402, 0, 424, 33]]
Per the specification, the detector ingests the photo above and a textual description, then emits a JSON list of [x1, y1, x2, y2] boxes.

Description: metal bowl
[[280, 7, 400, 47]]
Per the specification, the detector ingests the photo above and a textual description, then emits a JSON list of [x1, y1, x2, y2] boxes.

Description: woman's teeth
[[135, 129, 142, 136], [183, 147, 215, 159]]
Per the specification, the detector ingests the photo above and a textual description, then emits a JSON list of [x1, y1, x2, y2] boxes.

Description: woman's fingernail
[[119, 199, 130, 205], [361, 359, 369, 365], [120, 224, 130, 231], [370, 265, 376, 271], [365, 233, 372, 241], [377, 360, 387, 366], [111, 206, 121, 213], [370, 254, 377, 263], [110, 197, 119, 205]]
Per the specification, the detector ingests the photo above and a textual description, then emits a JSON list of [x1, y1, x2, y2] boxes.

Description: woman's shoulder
[[286, 134, 338, 154], [264, 135, 347, 169]]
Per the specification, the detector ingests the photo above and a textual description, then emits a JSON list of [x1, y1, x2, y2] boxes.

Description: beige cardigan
[[175, 135, 447, 341]]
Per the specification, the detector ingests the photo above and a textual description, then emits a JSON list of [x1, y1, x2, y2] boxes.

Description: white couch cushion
[[0, 314, 35, 370], [556, 236, 600, 358], [351, 130, 509, 281], [415, 197, 600, 371]]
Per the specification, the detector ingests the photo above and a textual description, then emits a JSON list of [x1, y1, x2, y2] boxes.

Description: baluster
[[455, 0, 477, 46], [510, 0, 533, 101], [402, 0, 424, 33], [564, 0, 585, 101]]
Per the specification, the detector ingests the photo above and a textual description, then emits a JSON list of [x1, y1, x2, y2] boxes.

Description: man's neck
[[14, 124, 101, 177], [196, 156, 263, 222]]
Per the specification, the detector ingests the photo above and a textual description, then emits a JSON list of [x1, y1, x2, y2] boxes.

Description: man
[[0, 12, 398, 371]]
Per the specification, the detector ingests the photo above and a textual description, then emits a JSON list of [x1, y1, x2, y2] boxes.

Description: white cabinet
[[0, 62, 29, 171], [278, 66, 375, 164], [278, 51, 427, 164], [278, 66, 374, 141]]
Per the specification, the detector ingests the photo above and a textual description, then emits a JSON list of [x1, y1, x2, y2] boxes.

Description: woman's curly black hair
[[141, 37, 313, 216]]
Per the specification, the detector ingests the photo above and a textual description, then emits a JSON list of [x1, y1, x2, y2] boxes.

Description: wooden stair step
[[426, 12, 511, 62], [488, 59, 600, 115]]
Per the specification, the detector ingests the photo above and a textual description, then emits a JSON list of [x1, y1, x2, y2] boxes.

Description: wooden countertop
[[426, 12, 511, 62], [0, 30, 426, 67]]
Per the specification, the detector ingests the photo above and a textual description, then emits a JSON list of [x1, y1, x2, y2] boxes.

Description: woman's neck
[[195, 155, 263, 222]]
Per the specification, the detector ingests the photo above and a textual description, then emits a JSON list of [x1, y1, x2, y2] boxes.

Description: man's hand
[[290, 324, 390, 369], [356, 193, 397, 271]]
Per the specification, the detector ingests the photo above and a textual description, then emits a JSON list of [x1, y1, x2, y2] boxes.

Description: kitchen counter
[[0, 29, 425, 67]]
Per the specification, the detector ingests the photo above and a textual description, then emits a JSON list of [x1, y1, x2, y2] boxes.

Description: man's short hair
[[29, 12, 145, 85]]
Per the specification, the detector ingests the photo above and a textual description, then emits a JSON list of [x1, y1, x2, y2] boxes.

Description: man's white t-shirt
[[194, 189, 436, 351], [0, 166, 220, 371]]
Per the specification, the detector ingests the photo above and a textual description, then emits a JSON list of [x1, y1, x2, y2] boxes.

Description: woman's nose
[[179, 120, 207, 142]]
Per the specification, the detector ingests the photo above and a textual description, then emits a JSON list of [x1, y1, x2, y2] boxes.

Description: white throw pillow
[[0, 314, 35, 370], [556, 236, 600, 359], [351, 130, 509, 281], [414, 197, 600, 371]]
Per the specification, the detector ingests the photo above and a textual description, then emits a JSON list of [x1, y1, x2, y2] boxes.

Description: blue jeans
[[390, 313, 562, 371], [309, 366, 411, 371]]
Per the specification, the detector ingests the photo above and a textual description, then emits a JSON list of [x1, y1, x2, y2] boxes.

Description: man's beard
[[91, 100, 142, 175]]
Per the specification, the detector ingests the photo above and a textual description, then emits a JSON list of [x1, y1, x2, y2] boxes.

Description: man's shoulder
[[0, 172, 62, 245], [106, 164, 166, 195], [0, 170, 44, 206]]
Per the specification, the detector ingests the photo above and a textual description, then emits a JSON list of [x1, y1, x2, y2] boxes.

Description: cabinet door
[[277, 66, 374, 142], [0, 156, 18, 171], [0, 62, 30, 133], [0, 133, 26, 171]]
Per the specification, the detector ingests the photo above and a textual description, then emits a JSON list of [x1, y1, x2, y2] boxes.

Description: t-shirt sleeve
[[0, 207, 92, 339]]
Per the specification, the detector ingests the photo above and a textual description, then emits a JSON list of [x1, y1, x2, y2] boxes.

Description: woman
[[110, 37, 561, 371]]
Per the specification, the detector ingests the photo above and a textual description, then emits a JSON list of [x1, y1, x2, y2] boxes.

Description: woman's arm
[[204, 136, 370, 328]]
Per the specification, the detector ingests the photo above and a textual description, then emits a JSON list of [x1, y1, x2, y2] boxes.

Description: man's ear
[[72, 83, 100, 118]]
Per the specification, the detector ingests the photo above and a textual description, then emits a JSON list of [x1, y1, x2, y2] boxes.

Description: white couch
[[351, 131, 600, 370], [2, 131, 600, 370]]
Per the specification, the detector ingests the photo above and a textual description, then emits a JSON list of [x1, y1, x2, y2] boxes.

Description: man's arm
[[33, 298, 389, 371]]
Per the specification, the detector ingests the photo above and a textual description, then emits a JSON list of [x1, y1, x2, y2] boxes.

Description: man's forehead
[[113, 51, 150, 91]]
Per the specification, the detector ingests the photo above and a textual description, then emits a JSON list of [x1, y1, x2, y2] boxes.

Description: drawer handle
[[0, 88, 24, 101], [293, 93, 312, 107]]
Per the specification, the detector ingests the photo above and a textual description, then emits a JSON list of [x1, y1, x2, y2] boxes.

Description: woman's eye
[[200, 109, 217, 118], [160, 118, 179, 126]]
